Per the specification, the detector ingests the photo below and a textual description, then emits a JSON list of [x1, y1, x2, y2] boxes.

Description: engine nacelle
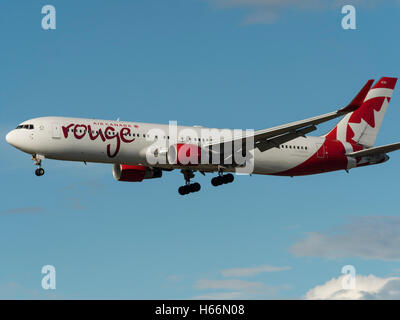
[[113, 164, 162, 182], [167, 143, 202, 165]]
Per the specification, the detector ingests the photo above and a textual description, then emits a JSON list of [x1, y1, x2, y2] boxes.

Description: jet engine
[[113, 164, 162, 182]]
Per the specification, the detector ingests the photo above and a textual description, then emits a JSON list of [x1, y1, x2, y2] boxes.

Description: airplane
[[5, 77, 400, 195]]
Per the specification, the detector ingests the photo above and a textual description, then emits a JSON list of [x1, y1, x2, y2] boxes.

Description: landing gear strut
[[211, 172, 234, 187], [178, 170, 201, 195], [32, 154, 45, 177]]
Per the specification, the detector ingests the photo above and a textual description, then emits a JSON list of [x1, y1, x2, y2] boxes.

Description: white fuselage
[[6, 116, 324, 176]]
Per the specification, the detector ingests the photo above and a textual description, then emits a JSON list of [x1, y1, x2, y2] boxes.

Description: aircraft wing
[[346, 142, 400, 158], [205, 79, 374, 152]]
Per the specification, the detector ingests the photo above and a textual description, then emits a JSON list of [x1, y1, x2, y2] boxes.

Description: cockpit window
[[16, 124, 34, 130]]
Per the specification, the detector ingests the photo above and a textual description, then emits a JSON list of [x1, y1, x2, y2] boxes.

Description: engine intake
[[113, 164, 162, 182]]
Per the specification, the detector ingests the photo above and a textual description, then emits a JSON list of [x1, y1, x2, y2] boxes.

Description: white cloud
[[208, 0, 322, 24], [206, 0, 399, 24], [194, 279, 282, 299], [221, 265, 291, 277], [210, 0, 324, 9], [196, 279, 265, 290], [291, 216, 400, 260], [305, 274, 400, 300], [242, 11, 278, 24], [193, 264, 291, 299], [192, 291, 243, 299]]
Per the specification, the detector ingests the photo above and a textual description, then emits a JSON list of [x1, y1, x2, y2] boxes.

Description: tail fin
[[326, 77, 397, 147]]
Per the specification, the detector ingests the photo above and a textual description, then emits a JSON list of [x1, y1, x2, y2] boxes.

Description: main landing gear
[[177, 170, 235, 195], [211, 172, 234, 187], [32, 154, 45, 177], [178, 170, 201, 195]]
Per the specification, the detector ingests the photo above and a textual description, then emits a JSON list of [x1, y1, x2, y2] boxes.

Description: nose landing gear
[[35, 168, 45, 176], [178, 170, 201, 195], [32, 154, 45, 177]]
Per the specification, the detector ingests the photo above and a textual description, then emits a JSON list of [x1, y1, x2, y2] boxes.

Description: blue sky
[[1, 0, 400, 299]]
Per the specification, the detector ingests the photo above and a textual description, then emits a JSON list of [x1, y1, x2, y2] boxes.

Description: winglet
[[338, 79, 374, 113]]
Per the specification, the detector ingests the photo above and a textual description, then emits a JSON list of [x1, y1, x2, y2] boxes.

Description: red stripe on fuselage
[[272, 139, 348, 176]]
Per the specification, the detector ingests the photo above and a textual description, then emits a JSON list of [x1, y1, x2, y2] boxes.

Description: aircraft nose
[[6, 130, 17, 147]]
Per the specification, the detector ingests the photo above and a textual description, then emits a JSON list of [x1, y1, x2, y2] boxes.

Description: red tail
[[326, 77, 397, 148]]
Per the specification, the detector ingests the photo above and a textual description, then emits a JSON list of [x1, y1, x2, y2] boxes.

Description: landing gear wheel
[[178, 183, 201, 195], [212, 173, 234, 186], [35, 168, 45, 176], [223, 173, 234, 184], [178, 186, 188, 195], [211, 176, 223, 186], [178, 170, 201, 195], [191, 182, 201, 192], [32, 154, 45, 177]]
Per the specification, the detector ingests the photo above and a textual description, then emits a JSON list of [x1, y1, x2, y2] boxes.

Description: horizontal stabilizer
[[346, 142, 400, 157]]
